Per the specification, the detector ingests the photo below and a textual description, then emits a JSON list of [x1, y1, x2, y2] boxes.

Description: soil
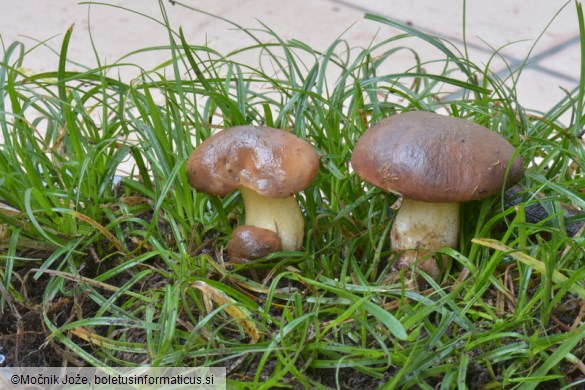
[[1, 257, 584, 388], [0, 273, 64, 367]]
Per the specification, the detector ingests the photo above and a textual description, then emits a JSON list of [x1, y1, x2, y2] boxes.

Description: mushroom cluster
[[186, 112, 524, 282], [351, 111, 525, 279], [186, 125, 319, 264]]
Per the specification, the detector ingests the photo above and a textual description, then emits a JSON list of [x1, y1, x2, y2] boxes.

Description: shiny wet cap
[[186, 126, 319, 198]]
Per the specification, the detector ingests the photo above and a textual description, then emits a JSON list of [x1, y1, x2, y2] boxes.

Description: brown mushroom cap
[[227, 225, 283, 262], [351, 111, 524, 203], [186, 126, 319, 198]]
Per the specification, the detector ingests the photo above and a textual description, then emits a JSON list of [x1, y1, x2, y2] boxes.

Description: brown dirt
[[1, 260, 584, 388], [0, 273, 63, 367]]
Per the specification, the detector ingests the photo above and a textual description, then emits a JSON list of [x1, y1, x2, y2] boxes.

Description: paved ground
[[0, 0, 581, 115]]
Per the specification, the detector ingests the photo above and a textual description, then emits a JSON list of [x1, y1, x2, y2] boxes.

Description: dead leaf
[[191, 281, 259, 343], [472, 238, 585, 299]]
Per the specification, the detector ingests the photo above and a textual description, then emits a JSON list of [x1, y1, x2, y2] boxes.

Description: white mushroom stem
[[390, 199, 460, 279], [239, 186, 305, 252]]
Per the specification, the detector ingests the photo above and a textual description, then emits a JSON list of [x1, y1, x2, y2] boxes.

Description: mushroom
[[227, 225, 283, 264], [186, 125, 319, 260], [351, 111, 524, 280]]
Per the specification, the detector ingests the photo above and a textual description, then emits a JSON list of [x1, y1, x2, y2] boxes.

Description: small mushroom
[[227, 225, 283, 264], [351, 111, 524, 280], [186, 126, 319, 260]]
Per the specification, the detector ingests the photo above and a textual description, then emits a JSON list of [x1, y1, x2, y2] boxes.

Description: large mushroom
[[186, 126, 319, 261], [351, 111, 524, 280]]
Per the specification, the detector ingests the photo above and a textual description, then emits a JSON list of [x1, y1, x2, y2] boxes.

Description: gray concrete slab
[[0, 0, 580, 114]]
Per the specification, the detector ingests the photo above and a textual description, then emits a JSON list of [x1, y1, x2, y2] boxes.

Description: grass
[[1, 0, 584, 388]]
